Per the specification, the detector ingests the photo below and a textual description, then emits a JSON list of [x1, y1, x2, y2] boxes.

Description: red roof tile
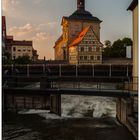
[[69, 25, 90, 47]]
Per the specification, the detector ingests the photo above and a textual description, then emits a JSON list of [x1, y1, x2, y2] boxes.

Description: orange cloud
[[7, 23, 57, 59], [9, 23, 33, 37], [2, 0, 19, 11]]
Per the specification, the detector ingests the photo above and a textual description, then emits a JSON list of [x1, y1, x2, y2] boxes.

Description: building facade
[[69, 25, 102, 64], [128, 0, 138, 90], [2, 16, 39, 61], [2, 16, 6, 58], [5, 35, 13, 57], [32, 49, 39, 61], [54, 0, 103, 64], [11, 40, 33, 60]]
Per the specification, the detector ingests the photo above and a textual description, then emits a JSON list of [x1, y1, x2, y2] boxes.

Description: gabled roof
[[69, 25, 103, 48], [69, 25, 90, 47], [63, 10, 102, 23], [127, 0, 138, 11]]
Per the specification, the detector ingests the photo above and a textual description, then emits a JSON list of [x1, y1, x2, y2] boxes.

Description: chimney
[[77, 0, 85, 10]]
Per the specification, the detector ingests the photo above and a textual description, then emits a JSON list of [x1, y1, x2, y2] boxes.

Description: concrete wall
[[116, 98, 132, 124], [132, 5, 138, 90]]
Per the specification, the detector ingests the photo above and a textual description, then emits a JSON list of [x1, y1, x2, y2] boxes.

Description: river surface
[[3, 96, 136, 140]]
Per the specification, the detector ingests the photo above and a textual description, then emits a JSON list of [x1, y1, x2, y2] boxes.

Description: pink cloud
[[2, 0, 19, 11], [7, 23, 57, 59]]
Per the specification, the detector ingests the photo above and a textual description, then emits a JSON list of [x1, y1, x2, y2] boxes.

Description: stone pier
[[40, 77, 61, 116], [116, 98, 138, 139]]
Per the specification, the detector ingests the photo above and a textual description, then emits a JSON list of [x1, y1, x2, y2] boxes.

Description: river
[[3, 95, 136, 140]]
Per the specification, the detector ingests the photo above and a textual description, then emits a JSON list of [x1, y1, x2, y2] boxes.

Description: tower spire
[[77, 0, 85, 11]]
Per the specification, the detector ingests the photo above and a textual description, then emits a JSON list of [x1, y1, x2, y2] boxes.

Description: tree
[[111, 39, 125, 57], [2, 52, 12, 65], [102, 46, 112, 58], [103, 37, 133, 58], [104, 40, 111, 48], [122, 37, 132, 46], [14, 56, 32, 64]]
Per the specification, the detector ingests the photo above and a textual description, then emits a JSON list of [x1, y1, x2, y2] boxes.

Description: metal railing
[[2, 64, 132, 78], [2, 79, 138, 93]]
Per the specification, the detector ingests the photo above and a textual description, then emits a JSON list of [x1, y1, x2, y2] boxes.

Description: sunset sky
[[2, 0, 133, 59]]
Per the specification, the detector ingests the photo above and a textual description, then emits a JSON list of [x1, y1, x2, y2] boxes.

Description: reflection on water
[[3, 112, 136, 140], [3, 82, 136, 140]]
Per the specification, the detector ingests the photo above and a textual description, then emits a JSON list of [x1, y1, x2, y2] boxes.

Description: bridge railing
[[3, 78, 138, 94], [2, 64, 132, 77]]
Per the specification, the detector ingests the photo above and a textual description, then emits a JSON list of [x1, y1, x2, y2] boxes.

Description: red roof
[[69, 25, 90, 47], [13, 40, 32, 46], [6, 35, 13, 40]]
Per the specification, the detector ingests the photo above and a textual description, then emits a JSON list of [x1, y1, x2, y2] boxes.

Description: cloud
[[38, 22, 58, 29], [33, 0, 43, 4], [7, 22, 58, 59], [2, 0, 19, 11], [9, 23, 33, 37], [47, 22, 58, 28], [34, 32, 48, 41]]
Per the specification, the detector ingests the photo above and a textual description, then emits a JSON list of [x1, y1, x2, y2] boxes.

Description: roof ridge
[[69, 25, 91, 47]]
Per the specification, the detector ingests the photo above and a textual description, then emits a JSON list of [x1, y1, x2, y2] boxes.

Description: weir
[[2, 65, 138, 138]]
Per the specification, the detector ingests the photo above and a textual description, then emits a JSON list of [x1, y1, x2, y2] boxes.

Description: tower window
[[88, 47, 92, 52], [90, 56, 94, 60], [80, 56, 83, 60], [13, 47, 16, 51], [96, 47, 100, 52], [84, 56, 87, 60], [97, 56, 100, 60], [81, 47, 84, 52]]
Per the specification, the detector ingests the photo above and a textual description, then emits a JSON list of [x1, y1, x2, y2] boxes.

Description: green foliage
[[104, 40, 111, 48], [103, 37, 132, 58], [2, 52, 12, 65], [122, 37, 133, 46], [14, 56, 32, 64], [4, 52, 11, 59], [2, 58, 13, 65]]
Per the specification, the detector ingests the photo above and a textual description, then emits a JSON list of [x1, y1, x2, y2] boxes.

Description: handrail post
[[76, 64, 78, 77], [127, 63, 129, 77], [43, 64, 45, 74], [11, 64, 14, 74], [27, 64, 30, 77], [59, 64, 61, 77], [92, 64, 94, 77], [109, 64, 112, 77]]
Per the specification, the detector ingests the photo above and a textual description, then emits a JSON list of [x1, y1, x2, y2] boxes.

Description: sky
[[2, 0, 133, 59]]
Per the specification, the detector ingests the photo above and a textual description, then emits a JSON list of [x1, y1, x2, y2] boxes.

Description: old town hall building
[[54, 0, 103, 64]]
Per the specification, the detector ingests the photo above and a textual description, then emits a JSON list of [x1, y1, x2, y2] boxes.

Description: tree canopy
[[14, 56, 32, 64], [103, 37, 132, 58]]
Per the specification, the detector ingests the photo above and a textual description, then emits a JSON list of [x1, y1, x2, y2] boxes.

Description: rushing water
[[3, 96, 136, 140], [61, 95, 116, 118]]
